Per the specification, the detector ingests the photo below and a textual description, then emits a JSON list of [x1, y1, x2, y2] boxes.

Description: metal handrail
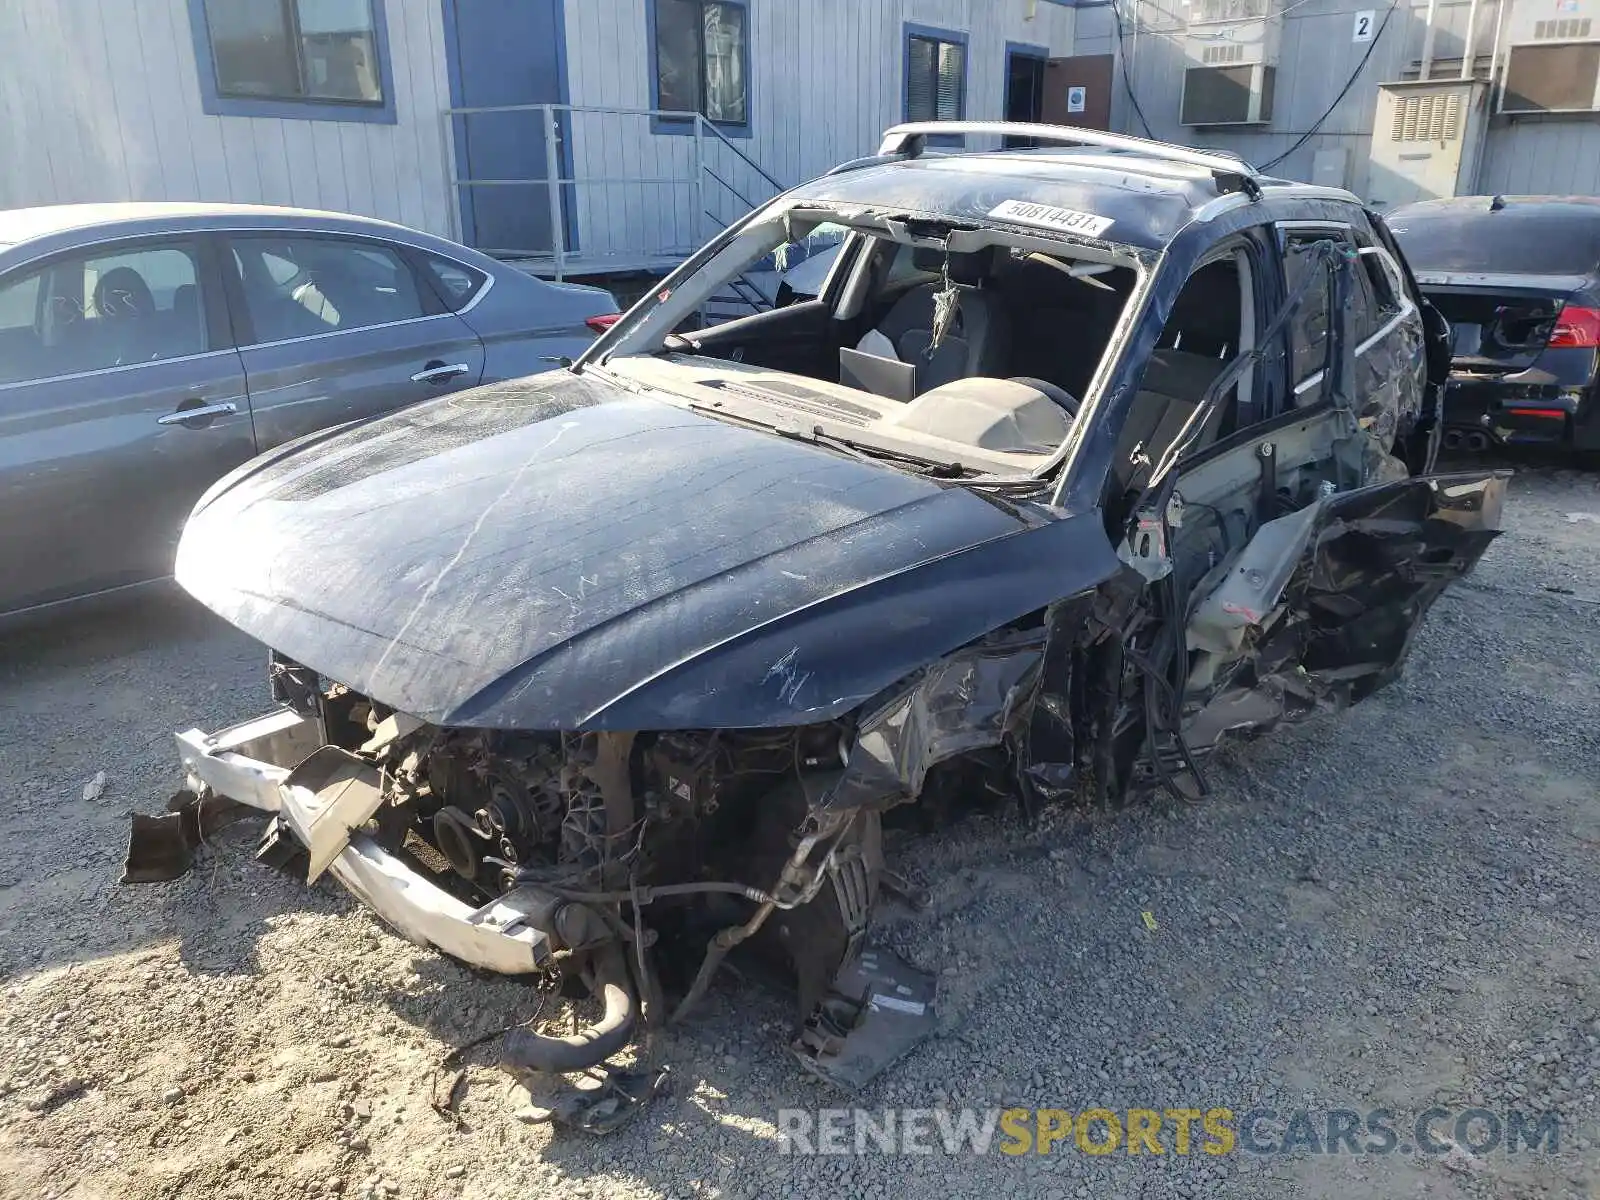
[[446, 102, 702, 119], [696, 117, 786, 194], [701, 165, 760, 215], [451, 177, 690, 187], [440, 102, 787, 279], [877, 121, 1263, 178]]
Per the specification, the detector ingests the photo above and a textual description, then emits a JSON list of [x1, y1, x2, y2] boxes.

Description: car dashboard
[[605, 354, 1072, 478]]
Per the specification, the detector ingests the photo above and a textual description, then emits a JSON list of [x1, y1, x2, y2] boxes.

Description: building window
[[188, 0, 396, 123], [904, 28, 967, 122], [653, 0, 749, 127]]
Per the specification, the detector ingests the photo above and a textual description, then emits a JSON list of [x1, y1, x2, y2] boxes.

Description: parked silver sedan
[[0, 202, 617, 617]]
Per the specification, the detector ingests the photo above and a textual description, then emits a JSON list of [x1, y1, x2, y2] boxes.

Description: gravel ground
[[1, 461, 1597, 1200]]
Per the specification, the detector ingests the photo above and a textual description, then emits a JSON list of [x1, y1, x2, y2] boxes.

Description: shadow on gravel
[[0, 578, 276, 982], [0, 820, 328, 983], [1436, 443, 1596, 474], [0, 583, 225, 681]]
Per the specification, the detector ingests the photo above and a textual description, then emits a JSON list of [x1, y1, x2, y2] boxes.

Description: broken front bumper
[[151, 709, 940, 1092], [158, 708, 556, 974]]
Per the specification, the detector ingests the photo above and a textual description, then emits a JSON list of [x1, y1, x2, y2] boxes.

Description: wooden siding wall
[[0, 0, 456, 236], [560, 0, 1077, 261], [8, 0, 1600, 256], [1075, 0, 1600, 202], [1, 0, 1072, 259]]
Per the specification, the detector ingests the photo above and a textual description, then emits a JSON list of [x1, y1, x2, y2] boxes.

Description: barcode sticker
[[988, 199, 1115, 239]]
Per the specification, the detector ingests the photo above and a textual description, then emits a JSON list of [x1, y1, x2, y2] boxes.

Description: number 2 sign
[[1353, 10, 1375, 41]]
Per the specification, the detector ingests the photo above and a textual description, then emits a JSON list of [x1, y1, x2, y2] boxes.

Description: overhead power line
[[1112, 0, 1157, 138], [1259, 0, 1400, 172]]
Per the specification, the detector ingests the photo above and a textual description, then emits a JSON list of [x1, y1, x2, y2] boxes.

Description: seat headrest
[[93, 268, 155, 319]]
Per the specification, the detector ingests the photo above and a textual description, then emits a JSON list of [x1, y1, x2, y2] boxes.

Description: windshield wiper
[[683, 395, 966, 476], [776, 425, 966, 477]]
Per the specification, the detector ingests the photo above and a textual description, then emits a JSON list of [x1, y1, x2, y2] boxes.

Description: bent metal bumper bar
[[167, 708, 555, 975]]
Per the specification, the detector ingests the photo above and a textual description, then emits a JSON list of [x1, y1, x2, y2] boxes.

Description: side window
[[882, 241, 943, 291], [421, 254, 489, 312], [0, 272, 43, 386], [1282, 232, 1336, 403], [1353, 245, 1402, 341], [1282, 228, 1406, 401], [230, 236, 427, 343], [0, 242, 207, 387], [652, 0, 750, 127], [0, 272, 40, 329]]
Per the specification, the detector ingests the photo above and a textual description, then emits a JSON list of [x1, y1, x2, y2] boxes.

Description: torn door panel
[[1183, 471, 1506, 750]]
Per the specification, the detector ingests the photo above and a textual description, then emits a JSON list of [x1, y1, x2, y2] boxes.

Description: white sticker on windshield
[[988, 199, 1114, 239]]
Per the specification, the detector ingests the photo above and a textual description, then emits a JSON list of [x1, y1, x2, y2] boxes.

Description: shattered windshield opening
[[585, 202, 1141, 480]]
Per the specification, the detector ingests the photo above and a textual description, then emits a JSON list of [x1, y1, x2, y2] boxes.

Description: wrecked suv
[[134, 122, 1506, 1101]]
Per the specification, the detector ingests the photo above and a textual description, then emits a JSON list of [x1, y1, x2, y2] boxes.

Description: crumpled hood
[[177, 371, 1121, 729]]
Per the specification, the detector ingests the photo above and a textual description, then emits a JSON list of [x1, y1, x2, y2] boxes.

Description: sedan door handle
[[156, 401, 238, 426], [411, 362, 471, 384]]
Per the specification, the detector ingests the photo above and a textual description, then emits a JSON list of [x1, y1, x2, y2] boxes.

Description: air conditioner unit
[[1367, 80, 1489, 209], [1500, 0, 1600, 112], [1180, 0, 1282, 125], [1504, 0, 1598, 45]]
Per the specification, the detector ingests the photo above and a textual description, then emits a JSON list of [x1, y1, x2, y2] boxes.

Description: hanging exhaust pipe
[[1464, 430, 1490, 452], [1442, 429, 1465, 451], [502, 943, 637, 1073]]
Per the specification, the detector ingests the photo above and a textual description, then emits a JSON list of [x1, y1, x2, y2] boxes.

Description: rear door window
[[0, 271, 43, 386], [0, 271, 40, 329], [420, 254, 489, 311], [229, 235, 429, 344], [0, 241, 208, 386], [1350, 244, 1403, 343], [1282, 227, 1396, 405], [1282, 231, 1338, 402]]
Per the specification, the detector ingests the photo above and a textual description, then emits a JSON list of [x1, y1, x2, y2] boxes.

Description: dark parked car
[[134, 124, 1503, 1109], [1386, 195, 1600, 456], [0, 202, 617, 618]]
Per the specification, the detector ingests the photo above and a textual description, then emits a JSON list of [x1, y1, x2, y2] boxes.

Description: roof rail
[[877, 122, 1263, 198]]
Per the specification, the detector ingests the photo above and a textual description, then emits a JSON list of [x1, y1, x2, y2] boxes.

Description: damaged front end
[[139, 640, 1046, 1092], [131, 465, 1503, 1104]]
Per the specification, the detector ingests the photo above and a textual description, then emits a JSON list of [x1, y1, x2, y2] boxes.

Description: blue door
[[445, 0, 569, 255]]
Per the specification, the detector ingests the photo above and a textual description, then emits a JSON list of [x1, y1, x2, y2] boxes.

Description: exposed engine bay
[[147, 675, 950, 1110], [338, 709, 887, 1048]]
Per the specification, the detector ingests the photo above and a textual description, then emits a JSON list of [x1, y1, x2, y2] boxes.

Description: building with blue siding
[[0, 0, 1077, 276], [5, 0, 1591, 278]]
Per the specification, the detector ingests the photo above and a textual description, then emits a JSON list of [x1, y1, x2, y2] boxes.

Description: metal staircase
[[442, 103, 788, 283]]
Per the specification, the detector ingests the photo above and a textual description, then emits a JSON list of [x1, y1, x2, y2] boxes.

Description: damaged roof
[[788, 147, 1353, 251]]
